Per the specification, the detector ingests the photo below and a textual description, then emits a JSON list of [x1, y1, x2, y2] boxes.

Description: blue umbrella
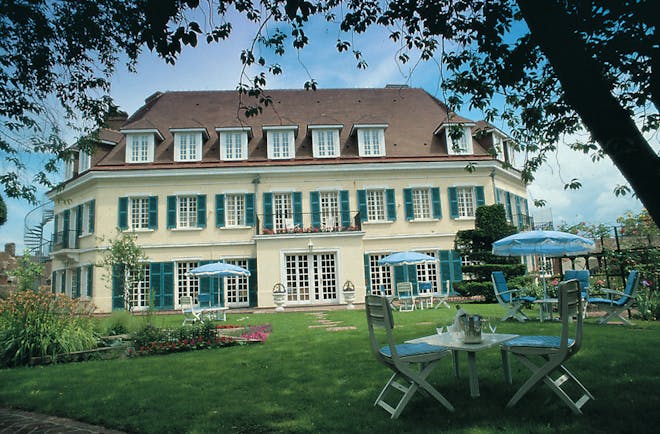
[[186, 262, 251, 277], [492, 230, 596, 299], [378, 251, 438, 266]]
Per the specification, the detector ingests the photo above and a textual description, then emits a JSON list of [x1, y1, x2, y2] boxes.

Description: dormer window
[[492, 133, 505, 161], [309, 125, 341, 158], [64, 159, 75, 179], [171, 129, 206, 162], [264, 126, 297, 159], [216, 127, 250, 161], [444, 125, 474, 155], [354, 124, 387, 157], [122, 129, 161, 163], [78, 150, 91, 173]]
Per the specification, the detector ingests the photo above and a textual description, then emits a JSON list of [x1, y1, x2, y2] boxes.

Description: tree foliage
[[455, 204, 517, 263], [0, 195, 6, 226], [12, 252, 45, 292]]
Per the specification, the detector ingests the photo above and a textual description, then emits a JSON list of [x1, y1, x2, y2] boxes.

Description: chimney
[[103, 106, 129, 131], [4, 243, 15, 257]]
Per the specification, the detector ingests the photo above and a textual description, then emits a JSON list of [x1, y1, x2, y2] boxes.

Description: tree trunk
[[517, 0, 660, 227]]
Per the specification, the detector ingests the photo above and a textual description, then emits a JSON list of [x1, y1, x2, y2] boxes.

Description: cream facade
[[47, 88, 530, 313]]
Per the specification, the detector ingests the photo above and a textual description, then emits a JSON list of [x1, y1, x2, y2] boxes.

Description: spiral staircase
[[23, 202, 54, 261]]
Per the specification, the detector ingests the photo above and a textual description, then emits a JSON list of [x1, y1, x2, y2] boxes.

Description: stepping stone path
[[306, 312, 357, 332]]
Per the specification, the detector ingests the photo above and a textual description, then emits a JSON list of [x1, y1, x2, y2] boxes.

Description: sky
[[2, 12, 657, 252]]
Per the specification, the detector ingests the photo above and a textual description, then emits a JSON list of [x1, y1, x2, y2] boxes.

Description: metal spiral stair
[[23, 202, 54, 260]]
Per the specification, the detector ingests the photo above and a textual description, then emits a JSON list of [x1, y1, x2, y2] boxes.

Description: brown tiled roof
[[96, 87, 495, 169]]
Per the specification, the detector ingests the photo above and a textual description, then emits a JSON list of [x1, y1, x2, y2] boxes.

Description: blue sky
[[2, 14, 655, 252]]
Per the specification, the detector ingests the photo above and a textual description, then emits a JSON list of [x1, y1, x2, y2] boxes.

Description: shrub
[[100, 310, 136, 336], [635, 285, 660, 320], [0, 289, 98, 367]]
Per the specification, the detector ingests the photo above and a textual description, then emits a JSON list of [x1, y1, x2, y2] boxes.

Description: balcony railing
[[256, 211, 362, 235], [52, 230, 78, 251]]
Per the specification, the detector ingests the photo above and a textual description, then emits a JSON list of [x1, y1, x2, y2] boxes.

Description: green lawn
[[1, 304, 659, 433]]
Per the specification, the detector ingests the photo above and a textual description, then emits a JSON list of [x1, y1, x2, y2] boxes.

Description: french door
[[285, 253, 338, 303]]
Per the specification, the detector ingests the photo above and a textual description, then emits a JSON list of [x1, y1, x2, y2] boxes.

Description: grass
[[1, 304, 659, 433]]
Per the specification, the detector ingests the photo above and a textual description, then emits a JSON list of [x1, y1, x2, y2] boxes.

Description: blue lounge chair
[[587, 270, 640, 325], [491, 271, 536, 322], [564, 269, 590, 317]]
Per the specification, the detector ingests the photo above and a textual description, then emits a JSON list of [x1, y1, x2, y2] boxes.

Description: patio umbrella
[[186, 262, 251, 306], [378, 251, 438, 288], [492, 230, 596, 298]]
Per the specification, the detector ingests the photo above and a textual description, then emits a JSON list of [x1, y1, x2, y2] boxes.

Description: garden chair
[[416, 281, 434, 309], [587, 270, 640, 325], [180, 295, 202, 325], [491, 271, 536, 322], [396, 282, 416, 312], [433, 280, 451, 309], [197, 292, 228, 321], [500, 279, 594, 415], [564, 269, 590, 317], [365, 294, 455, 418]]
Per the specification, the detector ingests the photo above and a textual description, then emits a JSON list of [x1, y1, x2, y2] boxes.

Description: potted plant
[[272, 283, 287, 312], [342, 280, 356, 309]]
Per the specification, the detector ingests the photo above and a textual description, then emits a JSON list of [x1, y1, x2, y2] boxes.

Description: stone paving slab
[[0, 408, 125, 434]]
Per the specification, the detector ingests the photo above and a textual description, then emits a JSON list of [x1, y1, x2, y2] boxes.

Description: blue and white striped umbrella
[[185, 262, 251, 277], [492, 230, 596, 257], [378, 251, 438, 266]]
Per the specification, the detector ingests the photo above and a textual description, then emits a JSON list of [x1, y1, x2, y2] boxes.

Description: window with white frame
[[64, 159, 75, 179], [366, 190, 387, 222], [266, 129, 296, 159], [416, 251, 438, 290], [130, 197, 150, 230], [457, 187, 476, 217], [225, 259, 249, 306], [126, 134, 154, 163], [81, 202, 91, 235], [78, 150, 91, 172], [128, 264, 150, 310], [357, 127, 385, 157], [320, 191, 340, 228], [369, 254, 393, 296], [273, 193, 293, 230], [174, 132, 202, 162], [80, 267, 90, 297], [176, 261, 199, 305], [177, 196, 198, 228], [492, 133, 505, 160], [225, 194, 245, 227], [412, 188, 432, 220], [446, 126, 473, 155], [311, 128, 340, 158], [219, 130, 248, 160]]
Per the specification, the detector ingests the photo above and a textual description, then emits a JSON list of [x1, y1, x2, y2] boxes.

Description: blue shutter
[[197, 195, 207, 228], [448, 187, 459, 218], [523, 198, 529, 228], [393, 266, 405, 288], [60, 270, 66, 294], [53, 215, 59, 244], [495, 188, 502, 204], [150, 262, 174, 309], [87, 265, 94, 297], [75, 205, 83, 248], [245, 193, 255, 226], [163, 262, 174, 308], [515, 195, 522, 228], [112, 264, 125, 310], [149, 263, 162, 308], [74, 267, 81, 298], [88, 200, 95, 233], [248, 258, 257, 307], [263, 193, 273, 229], [439, 250, 462, 295], [293, 192, 302, 227], [403, 188, 414, 221], [310, 191, 320, 229], [505, 191, 513, 222], [148, 196, 158, 229], [215, 194, 225, 228], [475, 186, 485, 207], [439, 250, 451, 294], [363, 254, 371, 293], [198, 260, 213, 303], [386, 189, 396, 221], [357, 190, 367, 222], [451, 250, 463, 283], [340, 190, 350, 228], [408, 265, 418, 294], [431, 187, 442, 219], [62, 210, 70, 248], [118, 197, 128, 230], [51, 271, 56, 293], [167, 196, 176, 229]]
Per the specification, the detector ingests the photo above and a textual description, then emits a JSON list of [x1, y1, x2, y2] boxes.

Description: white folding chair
[[180, 295, 202, 325], [396, 282, 416, 312], [365, 295, 454, 418], [500, 279, 594, 414]]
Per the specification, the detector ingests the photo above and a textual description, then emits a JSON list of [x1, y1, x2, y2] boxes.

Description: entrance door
[[285, 253, 338, 303]]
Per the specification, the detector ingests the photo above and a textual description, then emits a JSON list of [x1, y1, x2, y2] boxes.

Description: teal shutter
[[310, 191, 320, 229], [363, 254, 371, 293], [263, 193, 273, 229], [403, 188, 414, 221], [148, 196, 158, 229], [198, 260, 213, 303], [245, 193, 255, 226], [215, 194, 225, 228], [163, 262, 174, 308], [393, 266, 405, 288], [448, 187, 459, 218], [451, 250, 463, 283], [293, 192, 302, 227], [431, 187, 442, 219], [523, 198, 529, 227], [75, 204, 83, 248], [197, 195, 206, 228], [515, 195, 522, 228], [248, 258, 257, 307], [149, 263, 162, 308], [340, 190, 350, 228], [408, 265, 418, 294], [53, 215, 59, 244], [74, 267, 81, 298], [51, 271, 56, 293], [357, 190, 367, 222], [87, 265, 94, 297], [386, 189, 396, 221], [439, 250, 451, 293], [150, 262, 175, 309], [60, 270, 66, 294], [62, 210, 70, 248], [439, 250, 463, 295], [505, 191, 513, 222], [167, 196, 176, 229], [495, 188, 502, 204], [475, 186, 485, 207], [88, 200, 95, 233], [118, 197, 128, 230], [111, 264, 125, 310]]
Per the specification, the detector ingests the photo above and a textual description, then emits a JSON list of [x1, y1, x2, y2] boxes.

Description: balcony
[[51, 230, 78, 252], [256, 211, 362, 235]]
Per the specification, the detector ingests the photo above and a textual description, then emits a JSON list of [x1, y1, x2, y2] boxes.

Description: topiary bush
[[0, 289, 98, 367]]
